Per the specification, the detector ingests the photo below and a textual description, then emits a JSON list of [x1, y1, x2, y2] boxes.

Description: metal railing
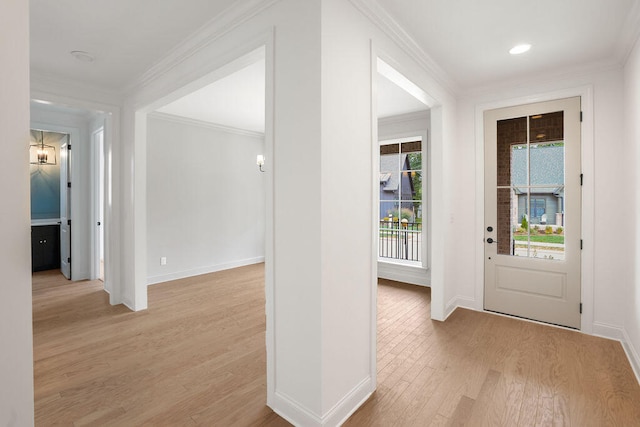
[[379, 220, 422, 262]]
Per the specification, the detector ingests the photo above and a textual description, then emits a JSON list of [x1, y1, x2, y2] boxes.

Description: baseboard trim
[[377, 261, 429, 287], [456, 296, 477, 310], [271, 391, 322, 426], [325, 376, 373, 426], [622, 328, 640, 386], [592, 321, 625, 341], [147, 256, 265, 285], [271, 376, 373, 426], [444, 296, 476, 320]]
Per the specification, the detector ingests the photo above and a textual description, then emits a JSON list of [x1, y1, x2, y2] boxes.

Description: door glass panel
[[529, 142, 565, 186], [496, 111, 565, 260], [496, 188, 516, 255], [511, 144, 528, 187], [497, 117, 526, 186]]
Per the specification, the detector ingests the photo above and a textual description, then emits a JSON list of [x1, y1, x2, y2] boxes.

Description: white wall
[[0, 0, 34, 425], [31, 104, 94, 280], [454, 65, 629, 336], [146, 114, 265, 284], [320, 0, 374, 418], [625, 36, 640, 377]]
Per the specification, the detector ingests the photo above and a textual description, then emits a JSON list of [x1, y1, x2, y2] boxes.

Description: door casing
[[483, 96, 582, 329]]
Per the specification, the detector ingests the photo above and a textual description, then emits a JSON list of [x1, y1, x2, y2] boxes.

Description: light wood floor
[[33, 265, 288, 426], [345, 281, 640, 426], [34, 267, 640, 426]]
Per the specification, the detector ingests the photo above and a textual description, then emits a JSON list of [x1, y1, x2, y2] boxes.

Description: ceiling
[[156, 58, 267, 133], [377, 73, 429, 119], [30, 0, 640, 129], [30, 0, 236, 90], [376, 0, 639, 90], [155, 56, 428, 133]]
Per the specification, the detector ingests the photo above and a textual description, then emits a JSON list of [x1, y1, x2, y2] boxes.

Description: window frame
[[378, 136, 427, 267]]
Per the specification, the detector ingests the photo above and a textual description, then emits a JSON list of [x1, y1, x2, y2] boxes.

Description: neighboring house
[[379, 153, 414, 219], [511, 144, 564, 226]]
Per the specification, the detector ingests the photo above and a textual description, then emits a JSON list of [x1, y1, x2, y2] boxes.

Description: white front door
[[60, 137, 71, 280], [484, 97, 581, 329]]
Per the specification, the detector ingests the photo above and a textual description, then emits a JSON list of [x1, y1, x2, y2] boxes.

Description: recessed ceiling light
[[32, 99, 53, 105], [509, 44, 531, 55], [70, 50, 95, 63]]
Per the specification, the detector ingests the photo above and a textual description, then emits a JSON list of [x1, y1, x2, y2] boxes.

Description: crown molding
[[149, 111, 264, 139], [378, 109, 430, 127], [348, 0, 458, 96], [126, 0, 280, 93]]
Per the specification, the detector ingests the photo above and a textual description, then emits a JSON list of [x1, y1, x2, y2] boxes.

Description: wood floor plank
[[447, 395, 475, 426], [33, 268, 640, 426], [33, 266, 287, 426]]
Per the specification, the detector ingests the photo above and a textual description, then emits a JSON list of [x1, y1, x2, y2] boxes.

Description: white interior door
[[97, 129, 105, 281], [60, 137, 71, 280], [484, 97, 581, 329]]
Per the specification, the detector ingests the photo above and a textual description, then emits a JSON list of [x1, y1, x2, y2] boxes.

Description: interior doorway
[[30, 100, 114, 292], [376, 58, 432, 286], [29, 129, 70, 277], [484, 96, 582, 329]]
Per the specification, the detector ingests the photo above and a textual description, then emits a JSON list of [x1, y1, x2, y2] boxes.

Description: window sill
[[377, 259, 430, 287]]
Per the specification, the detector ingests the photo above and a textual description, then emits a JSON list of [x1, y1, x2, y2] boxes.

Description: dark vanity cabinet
[[31, 225, 60, 272]]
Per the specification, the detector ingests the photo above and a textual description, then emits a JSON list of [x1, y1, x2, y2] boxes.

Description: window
[[379, 139, 423, 263], [531, 198, 545, 220]]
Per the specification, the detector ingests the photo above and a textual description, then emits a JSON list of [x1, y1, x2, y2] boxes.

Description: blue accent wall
[[30, 131, 63, 220]]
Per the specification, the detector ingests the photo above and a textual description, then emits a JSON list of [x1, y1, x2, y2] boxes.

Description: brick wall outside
[[496, 117, 526, 255]]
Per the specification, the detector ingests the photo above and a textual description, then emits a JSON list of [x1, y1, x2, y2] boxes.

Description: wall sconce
[[257, 154, 265, 172], [30, 130, 57, 165]]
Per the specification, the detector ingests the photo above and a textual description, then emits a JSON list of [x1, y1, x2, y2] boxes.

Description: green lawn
[[513, 234, 564, 244]]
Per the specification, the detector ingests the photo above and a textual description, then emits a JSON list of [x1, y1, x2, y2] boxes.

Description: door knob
[[486, 237, 498, 244]]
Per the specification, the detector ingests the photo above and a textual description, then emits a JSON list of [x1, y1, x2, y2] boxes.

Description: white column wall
[[625, 36, 640, 377], [269, 2, 324, 417], [0, 0, 34, 425], [320, 0, 375, 417]]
